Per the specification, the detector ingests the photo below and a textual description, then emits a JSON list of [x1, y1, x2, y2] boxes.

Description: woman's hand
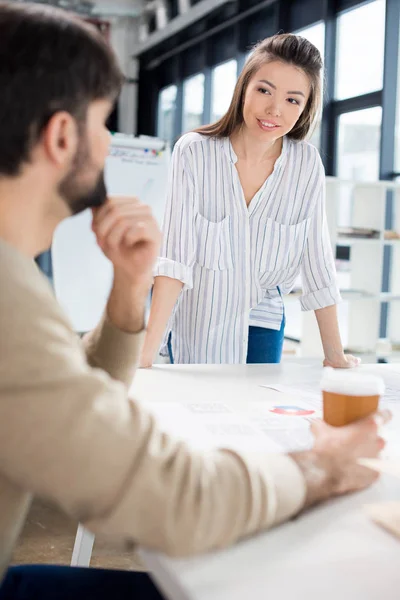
[[315, 305, 360, 369], [323, 353, 361, 369], [139, 350, 155, 369]]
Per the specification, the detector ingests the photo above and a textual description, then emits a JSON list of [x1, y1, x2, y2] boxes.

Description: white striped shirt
[[154, 132, 341, 364]]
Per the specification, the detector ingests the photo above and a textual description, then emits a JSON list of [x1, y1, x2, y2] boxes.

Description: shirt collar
[[222, 135, 289, 166]]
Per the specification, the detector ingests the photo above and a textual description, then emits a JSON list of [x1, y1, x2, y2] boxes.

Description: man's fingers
[[102, 220, 132, 250], [123, 223, 161, 250], [92, 196, 141, 220], [99, 216, 160, 251], [94, 206, 152, 235], [123, 223, 147, 247], [95, 213, 124, 241], [95, 209, 155, 241], [373, 409, 392, 427], [377, 437, 386, 451], [310, 419, 323, 435], [92, 197, 151, 223], [93, 204, 152, 227]]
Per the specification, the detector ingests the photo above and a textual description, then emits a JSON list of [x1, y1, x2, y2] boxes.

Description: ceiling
[[14, 0, 145, 18]]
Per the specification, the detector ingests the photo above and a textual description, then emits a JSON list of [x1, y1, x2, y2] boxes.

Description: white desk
[[73, 361, 400, 598], [142, 482, 400, 600]]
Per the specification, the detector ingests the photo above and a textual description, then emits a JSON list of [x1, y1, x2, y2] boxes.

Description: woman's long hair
[[194, 33, 323, 141]]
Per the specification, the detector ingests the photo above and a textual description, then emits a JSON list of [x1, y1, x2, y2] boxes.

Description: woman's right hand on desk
[[139, 333, 161, 368], [139, 350, 154, 369], [139, 337, 156, 368]]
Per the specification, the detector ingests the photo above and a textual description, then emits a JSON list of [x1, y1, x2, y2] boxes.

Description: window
[[157, 85, 177, 144], [295, 22, 325, 149], [396, 35, 400, 175], [182, 73, 205, 132], [336, 107, 382, 226], [337, 107, 382, 181], [308, 121, 322, 150], [335, 0, 386, 100], [211, 59, 237, 123]]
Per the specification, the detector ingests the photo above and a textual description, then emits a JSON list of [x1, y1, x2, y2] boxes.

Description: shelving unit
[[285, 177, 400, 358], [387, 189, 400, 348]]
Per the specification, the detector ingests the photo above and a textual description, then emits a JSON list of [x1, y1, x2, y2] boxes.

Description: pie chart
[[270, 405, 315, 416]]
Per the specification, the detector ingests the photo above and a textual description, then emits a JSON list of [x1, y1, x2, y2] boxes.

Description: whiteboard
[[52, 135, 170, 332]]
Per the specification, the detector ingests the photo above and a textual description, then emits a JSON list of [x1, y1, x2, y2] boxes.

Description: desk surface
[[131, 361, 400, 600]]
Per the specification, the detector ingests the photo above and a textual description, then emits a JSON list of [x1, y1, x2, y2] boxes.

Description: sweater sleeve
[[82, 313, 145, 389], [0, 262, 306, 558]]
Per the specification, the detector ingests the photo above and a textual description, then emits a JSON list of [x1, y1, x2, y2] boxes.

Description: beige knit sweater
[[0, 237, 306, 581]]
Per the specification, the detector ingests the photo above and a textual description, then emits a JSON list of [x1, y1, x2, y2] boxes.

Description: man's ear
[[41, 111, 79, 169]]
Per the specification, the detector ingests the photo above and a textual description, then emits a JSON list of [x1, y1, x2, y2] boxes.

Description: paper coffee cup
[[321, 368, 385, 427]]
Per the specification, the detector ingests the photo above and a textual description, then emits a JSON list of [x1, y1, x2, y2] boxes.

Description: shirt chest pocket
[[260, 217, 311, 274], [195, 213, 234, 271]]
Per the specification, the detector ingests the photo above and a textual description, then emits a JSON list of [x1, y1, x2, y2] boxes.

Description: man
[[0, 3, 385, 599]]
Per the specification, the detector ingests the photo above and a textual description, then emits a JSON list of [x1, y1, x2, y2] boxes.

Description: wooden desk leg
[[71, 524, 95, 567]]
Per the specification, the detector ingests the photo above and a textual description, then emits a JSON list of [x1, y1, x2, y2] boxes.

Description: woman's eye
[[287, 98, 299, 105], [258, 87, 270, 95]]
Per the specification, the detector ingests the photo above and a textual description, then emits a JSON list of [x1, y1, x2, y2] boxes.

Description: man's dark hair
[[0, 2, 124, 176]]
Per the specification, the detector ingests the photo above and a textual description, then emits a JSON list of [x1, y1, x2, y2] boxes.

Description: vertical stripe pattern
[[153, 132, 341, 364]]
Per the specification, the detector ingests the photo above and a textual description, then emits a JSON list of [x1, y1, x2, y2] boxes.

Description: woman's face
[[242, 60, 311, 142]]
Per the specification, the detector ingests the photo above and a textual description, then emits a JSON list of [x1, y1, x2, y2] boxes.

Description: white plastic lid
[[320, 367, 385, 396]]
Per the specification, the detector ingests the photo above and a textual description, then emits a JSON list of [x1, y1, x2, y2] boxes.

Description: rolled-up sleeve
[[154, 138, 197, 290], [300, 155, 342, 311]]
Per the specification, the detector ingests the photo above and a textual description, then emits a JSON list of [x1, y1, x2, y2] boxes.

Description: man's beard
[[58, 136, 108, 216], [60, 171, 107, 216]]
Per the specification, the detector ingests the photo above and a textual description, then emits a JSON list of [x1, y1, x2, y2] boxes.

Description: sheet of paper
[[145, 401, 283, 453], [359, 458, 400, 478], [381, 385, 400, 405], [261, 369, 400, 456], [248, 414, 314, 451], [364, 502, 400, 539], [248, 386, 318, 451], [145, 368, 400, 457], [261, 370, 400, 413], [260, 382, 322, 410]]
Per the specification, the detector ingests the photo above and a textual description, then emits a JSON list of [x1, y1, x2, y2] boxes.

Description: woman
[[140, 33, 359, 367]]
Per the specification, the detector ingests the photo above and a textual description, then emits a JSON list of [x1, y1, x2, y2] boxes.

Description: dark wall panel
[[288, 0, 324, 31], [240, 6, 276, 50], [208, 26, 237, 65]]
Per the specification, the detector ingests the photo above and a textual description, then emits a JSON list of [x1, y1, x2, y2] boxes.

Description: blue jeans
[[246, 319, 285, 364], [168, 318, 285, 364], [0, 566, 165, 600]]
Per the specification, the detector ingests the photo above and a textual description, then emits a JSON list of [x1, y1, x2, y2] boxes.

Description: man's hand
[[312, 415, 388, 495], [92, 196, 161, 287], [291, 413, 389, 510], [91, 197, 161, 333]]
